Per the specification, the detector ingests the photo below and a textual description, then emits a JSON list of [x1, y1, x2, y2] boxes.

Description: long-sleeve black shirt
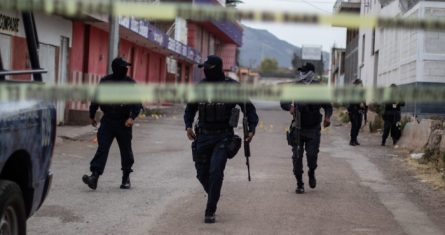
[[383, 102, 405, 121], [347, 102, 367, 115], [183, 78, 259, 133], [89, 74, 142, 120], [281, 101, 333, 129]]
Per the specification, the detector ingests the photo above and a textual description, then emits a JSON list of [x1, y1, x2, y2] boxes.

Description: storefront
[[67, 17, 201, 124], [0, 11, 72, 124]]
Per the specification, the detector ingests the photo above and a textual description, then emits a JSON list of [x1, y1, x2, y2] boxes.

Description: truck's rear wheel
[[0, 180, 26, 235]]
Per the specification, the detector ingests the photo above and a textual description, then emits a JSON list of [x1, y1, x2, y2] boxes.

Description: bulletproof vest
[[198, 102, 231, 124], [298, 104, 320, 114], [296, 103, 323, 128]]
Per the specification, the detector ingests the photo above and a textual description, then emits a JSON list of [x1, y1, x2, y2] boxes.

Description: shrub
[[142, 108, 164, 116], [369, 115, 384, 133], [339, 110, 350, 123], [368, 103, 384, 116]]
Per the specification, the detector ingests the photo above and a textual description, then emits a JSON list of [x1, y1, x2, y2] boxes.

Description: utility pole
[[108, 13, 119, 73]]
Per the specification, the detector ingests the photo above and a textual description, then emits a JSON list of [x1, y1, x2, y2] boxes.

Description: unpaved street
[[28, 104, 445, 235]]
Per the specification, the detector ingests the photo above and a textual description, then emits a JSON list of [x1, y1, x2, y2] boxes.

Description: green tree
[[259, 58, 279, 74]]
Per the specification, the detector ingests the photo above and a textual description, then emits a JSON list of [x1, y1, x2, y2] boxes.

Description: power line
[[273, 0, 333, 13], [279, 0, 334, 4], [239, 0, 334, 13]]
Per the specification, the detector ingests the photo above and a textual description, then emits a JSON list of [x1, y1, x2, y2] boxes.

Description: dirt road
[[28, 105, 445, 235]]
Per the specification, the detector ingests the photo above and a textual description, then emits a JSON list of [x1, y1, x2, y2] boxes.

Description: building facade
[[330, 47, 346, 87], [359, 0, 445, 115], [67, 15, 201, 124], [0, 1, 244, 124], [0, 11, 72, 124], [334, 0, 361, 86]]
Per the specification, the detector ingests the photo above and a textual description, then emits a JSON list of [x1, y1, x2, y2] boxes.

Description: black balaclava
[[201, 55, 225, 81], [112, 65, 128, 79], [111, 57, 130, 79]]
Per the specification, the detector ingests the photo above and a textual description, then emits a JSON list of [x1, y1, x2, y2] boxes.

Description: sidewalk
[[56, 104, 184, 143], [55, 125, 96, 143]]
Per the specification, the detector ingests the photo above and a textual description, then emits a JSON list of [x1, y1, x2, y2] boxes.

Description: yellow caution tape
[[0, 0, 445, 30], [1, 83, 444, 103]]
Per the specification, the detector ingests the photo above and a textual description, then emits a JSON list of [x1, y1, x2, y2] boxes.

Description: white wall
[[0, 11, 72, 47], [34, 13, 72, 47], [375, 1, 445, 85], [378, 1, 418, 86], [174, 17, 188, 44], [359, 1, 445, 87], [0, 33, 12, 69], [422, 2, 445, 83], [0, 10, 26, 38], [358, 0, 382, 87]]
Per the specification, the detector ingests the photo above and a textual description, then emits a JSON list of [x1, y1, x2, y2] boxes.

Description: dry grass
[[405, 157, 445, 191]]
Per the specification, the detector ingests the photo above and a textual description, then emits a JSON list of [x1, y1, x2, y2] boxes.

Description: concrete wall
[[0, 11, 73, 81], [35, 13, 72, 48], [422, 3, 445, 83], [357, 1, 445, 115], [377, 2, 419, 86], [88, 26, 109, 77], [70, 22, 86, 73], [370, 1, 445, 87], [399, 118, 445, 163], [358, 0, 382, 87], [67, 22, 169, 125]]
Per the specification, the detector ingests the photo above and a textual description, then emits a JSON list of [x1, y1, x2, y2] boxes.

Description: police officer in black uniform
[[281, 63, 332, 194], [382, 84, 405, 146], [184, 55, 259, 223], [82, 57, 142, 190], [347, 79, 367, 146]]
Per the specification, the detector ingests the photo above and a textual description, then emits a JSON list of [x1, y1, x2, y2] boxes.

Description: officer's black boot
[[295, 176, 305, 194], [120, 172, 131, 189], [204, 209, 215, 224], [349, 140, 356, 146], [308, 170, 316, 189], [82, 172, 99, 190], [381, 139, 386, 146]]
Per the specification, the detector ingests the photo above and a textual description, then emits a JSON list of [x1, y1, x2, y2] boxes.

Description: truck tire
[[0, 180, 26, 235]]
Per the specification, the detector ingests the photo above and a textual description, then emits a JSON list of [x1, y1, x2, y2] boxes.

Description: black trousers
[[382, 119, 400, 144], [350, 113, 362, 142], [291, 127, 321, 186], [90, 117, 134, 175], [193, 131, 232, 214]]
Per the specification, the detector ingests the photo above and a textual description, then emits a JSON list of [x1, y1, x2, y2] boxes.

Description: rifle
[[291, 103, 302, 157], [243, 102, 251, 181]]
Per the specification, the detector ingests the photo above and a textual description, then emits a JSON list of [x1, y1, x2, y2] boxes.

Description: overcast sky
[[237, 0, 346, 52]]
